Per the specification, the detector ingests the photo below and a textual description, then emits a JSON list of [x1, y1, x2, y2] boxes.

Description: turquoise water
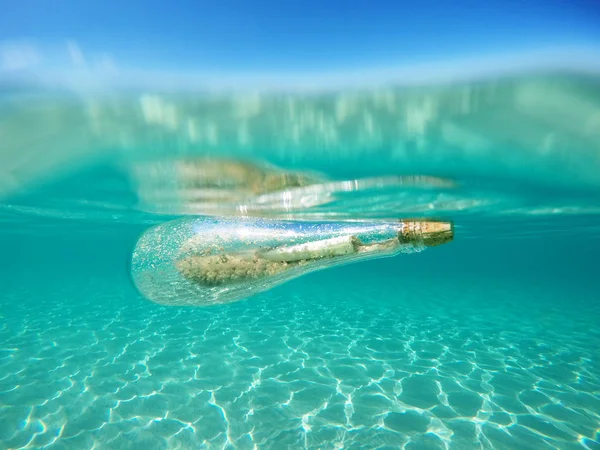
[[2, 71, 600, 449]]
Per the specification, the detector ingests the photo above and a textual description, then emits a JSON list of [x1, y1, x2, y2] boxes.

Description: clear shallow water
[[2, 233, 599, 449], [1, 69, 600, 449]]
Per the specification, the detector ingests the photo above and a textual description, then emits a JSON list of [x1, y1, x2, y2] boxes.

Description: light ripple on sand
[[0, 278, 599, 449]]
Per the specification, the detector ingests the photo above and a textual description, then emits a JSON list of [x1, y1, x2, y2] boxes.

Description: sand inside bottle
[[176, 235, 364, 286]]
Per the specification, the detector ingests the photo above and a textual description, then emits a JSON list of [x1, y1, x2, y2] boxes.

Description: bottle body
[[131, 217, 452, 306]]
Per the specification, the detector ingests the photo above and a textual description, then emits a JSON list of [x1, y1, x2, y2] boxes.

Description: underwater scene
[[1, 68, 600, 449]]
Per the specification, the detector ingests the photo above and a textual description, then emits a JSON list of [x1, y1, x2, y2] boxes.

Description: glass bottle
[[131, 217, 453, 306]]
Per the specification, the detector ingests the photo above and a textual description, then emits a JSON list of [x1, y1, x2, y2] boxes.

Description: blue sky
[[0, 0, 599, 74]]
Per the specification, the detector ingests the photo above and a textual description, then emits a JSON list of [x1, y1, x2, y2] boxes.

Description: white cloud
[[65, 40, 118, 74], [0, 41, 40, 71], [94, 53, 117, 73], [66, 40, 86, 67]]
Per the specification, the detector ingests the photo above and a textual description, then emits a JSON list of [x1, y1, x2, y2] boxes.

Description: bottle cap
[[399, 220, 454, 247]]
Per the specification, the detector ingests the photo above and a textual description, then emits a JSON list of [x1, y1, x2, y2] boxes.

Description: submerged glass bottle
[[131, 217, 453, 306]]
